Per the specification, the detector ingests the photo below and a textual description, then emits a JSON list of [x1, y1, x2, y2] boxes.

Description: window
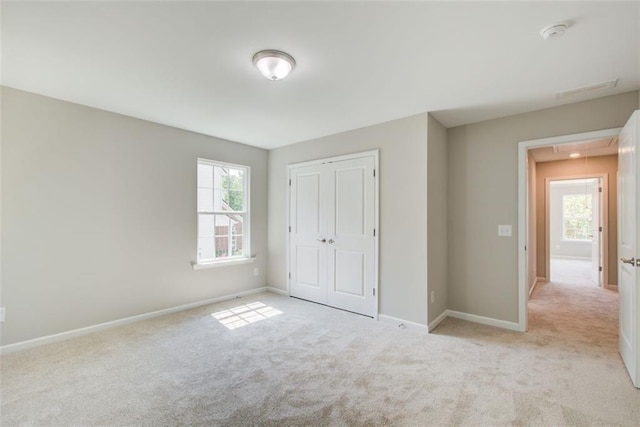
[[197, 159, 250, 264], [562, 193, 592, 241]]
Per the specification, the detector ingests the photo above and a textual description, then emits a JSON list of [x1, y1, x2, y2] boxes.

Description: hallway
[[529, 279, 618, 346], [550, 257, 597, 286]]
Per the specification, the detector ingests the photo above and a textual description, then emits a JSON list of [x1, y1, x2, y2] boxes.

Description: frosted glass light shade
[[252, 50, 295, 81]]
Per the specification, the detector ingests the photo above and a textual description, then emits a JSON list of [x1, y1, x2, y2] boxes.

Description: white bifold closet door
[[289, 154, 376, 317]]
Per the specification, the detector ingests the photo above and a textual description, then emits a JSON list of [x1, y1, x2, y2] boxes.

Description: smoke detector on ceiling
[[540, 23, 569, 40]]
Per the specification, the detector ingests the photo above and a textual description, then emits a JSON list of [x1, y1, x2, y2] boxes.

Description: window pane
[[232, 235, 243, 256], [215, 236, 229, 258], [198, 163, 213, 188], [198, 188, 213, 212], [563, 194, 593, 241], [228, 191, 244, 211], [229, 168, 244, 190], [215, 215, 230, 234], [214, 166, 229, 189], [198, 214, 214, 237], [225, 168, 244, 211], [198, 237, 214, 261], [230, 216, 243, 235], [230, 216, 243, 256], [215, 215, 230, 258], [213, 188, 227, 211], [229, 168, 244, 182], [213, 166, 229, 210]]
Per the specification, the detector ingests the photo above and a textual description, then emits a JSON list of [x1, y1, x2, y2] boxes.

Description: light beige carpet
[[550, 257, 597, 286], [1, 283, 639, 426]]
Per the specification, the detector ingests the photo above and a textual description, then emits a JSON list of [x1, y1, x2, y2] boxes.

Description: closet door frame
[[287, 150, 379, 319]]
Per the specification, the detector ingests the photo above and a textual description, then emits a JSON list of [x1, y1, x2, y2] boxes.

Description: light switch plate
[[0, 307, 5, 322], [498, 225, 512, 237]]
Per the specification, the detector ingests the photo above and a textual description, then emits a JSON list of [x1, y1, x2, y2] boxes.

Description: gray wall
[[447, 91, 638, 323], [3, 85, 638, 344], [427, 114, 448, 323], [1, 87, 268, 345], [536, 155, 619, 285], [268, 114, 430, 325]]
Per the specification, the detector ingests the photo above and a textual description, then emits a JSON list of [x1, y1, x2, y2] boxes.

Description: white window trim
[[193, 158, 251, 269], [192, 257, 255, 270]]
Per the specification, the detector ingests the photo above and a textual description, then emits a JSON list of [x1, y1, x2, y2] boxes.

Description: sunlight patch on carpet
[[211, 302, 282, 330]]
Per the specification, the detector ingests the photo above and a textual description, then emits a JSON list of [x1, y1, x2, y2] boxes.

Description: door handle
[[327, 239, 335, 244], [620, 257, 636, 265], [317, 238, 326, 243]]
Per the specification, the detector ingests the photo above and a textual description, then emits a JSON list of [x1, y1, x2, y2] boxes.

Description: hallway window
[[562, 194, 592, 241]]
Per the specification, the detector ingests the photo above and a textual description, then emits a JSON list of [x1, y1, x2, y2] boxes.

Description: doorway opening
[[547, 176, 607, 288], [517, 128, 622, 332], [521, 134, 619, 350]]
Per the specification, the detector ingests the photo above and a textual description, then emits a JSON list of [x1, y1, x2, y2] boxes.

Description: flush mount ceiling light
[[569, 152, 581, 158], [252, 50, 296, 81], [540, 23, 569, 40]]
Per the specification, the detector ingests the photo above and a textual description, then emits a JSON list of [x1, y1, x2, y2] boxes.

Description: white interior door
[[618, 110, 639, 388], [591, 178, 602, 286], [326, 157, 376, 317], [289, 164, 328, 304], [289, 153, 377, 318]]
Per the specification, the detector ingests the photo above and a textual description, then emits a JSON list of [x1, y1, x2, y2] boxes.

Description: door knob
[[327, 239, 335, 244], [317, 238, 326, 243], [620, 257, 635, 265]]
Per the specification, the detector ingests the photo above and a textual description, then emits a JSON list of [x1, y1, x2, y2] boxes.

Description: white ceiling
[[2, 1, 639, 149]]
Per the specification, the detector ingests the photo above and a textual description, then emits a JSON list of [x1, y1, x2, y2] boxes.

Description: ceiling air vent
[[552, 137, 616, 153], [556, 79, 618, 99]]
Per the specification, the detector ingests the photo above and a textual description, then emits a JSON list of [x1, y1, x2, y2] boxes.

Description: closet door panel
[[334, 251, 365, 296], [335, 167, 366, 236], [289, 153, 377, 317], [327, 156, 376, 317], [289, 165, 327, 303]]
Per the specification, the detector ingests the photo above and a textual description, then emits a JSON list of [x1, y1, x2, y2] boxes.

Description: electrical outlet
[[253, 268, 259, 277], [430, 291, 435, 304], [0, 307, 5, 322]]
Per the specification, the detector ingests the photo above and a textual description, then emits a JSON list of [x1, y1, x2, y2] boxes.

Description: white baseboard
[[446, 310, 520, 331], [379, 309, 520, 333], [378, 314, 428, 331], [528, 277, 545, 299], [528, 280, 537, 299], [266, 286, 288, 296], [428, 310, 449, 332], [1, 286, 524, 355], [0, 287, 270, 355]]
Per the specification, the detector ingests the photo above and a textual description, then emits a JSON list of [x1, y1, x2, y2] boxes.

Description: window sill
[[192, 257, 255, 270]]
